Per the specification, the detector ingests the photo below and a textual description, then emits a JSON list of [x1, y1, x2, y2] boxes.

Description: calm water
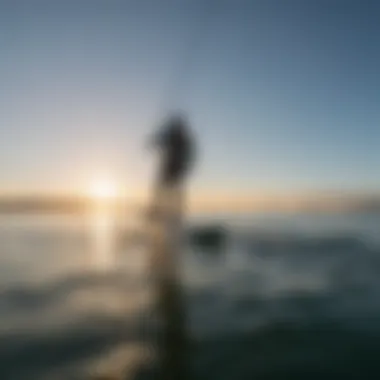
[[0, 211, 380, 379]]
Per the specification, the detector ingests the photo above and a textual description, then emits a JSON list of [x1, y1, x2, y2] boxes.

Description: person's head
[[167, 113, 189, 138], [165, 110, 187, 128]]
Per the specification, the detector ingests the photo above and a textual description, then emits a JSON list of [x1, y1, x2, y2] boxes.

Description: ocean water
[[0, 211, 380, 379]]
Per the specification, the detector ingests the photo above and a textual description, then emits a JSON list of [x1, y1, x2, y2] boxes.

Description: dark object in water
[[188, 225, 227, 252]]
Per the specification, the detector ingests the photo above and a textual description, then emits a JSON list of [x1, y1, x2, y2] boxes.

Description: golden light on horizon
[[87, 178, 118, 270], [88, 179, 118, 201]]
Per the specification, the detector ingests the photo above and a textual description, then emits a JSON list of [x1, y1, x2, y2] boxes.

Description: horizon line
[[0, 191, 379, 214]]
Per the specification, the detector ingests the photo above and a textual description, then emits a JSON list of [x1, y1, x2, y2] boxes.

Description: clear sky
[[0, 0, 379, 199]]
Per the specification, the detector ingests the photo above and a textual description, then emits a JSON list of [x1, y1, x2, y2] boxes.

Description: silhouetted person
[[153, 113, 195, 187], [147, 113, 195, 380]]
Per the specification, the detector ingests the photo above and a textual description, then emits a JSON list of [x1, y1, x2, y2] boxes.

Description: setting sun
[[88, 180, 118, 200]]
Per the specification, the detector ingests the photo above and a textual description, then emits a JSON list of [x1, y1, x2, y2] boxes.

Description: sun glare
[[88, 180, 118, 200]]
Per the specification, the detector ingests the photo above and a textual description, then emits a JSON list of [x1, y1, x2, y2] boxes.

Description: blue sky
[[0, 0, 379, 197]]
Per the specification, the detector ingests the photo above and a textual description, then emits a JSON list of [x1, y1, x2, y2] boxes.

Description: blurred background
[[0, 0, 379, 379]]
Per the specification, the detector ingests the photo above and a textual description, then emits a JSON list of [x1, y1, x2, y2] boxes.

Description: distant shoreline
[[0, 195, 379, 215], [0, 196, 134, 215]]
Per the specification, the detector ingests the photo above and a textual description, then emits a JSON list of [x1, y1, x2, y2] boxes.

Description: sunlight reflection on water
[[89, 204, 117, 271]]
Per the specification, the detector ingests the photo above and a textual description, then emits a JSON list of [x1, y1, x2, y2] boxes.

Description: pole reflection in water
[[89, 203, 116, 271]]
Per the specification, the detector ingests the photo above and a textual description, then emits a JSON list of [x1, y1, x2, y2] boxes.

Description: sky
[[0, 0, 379, 200]]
